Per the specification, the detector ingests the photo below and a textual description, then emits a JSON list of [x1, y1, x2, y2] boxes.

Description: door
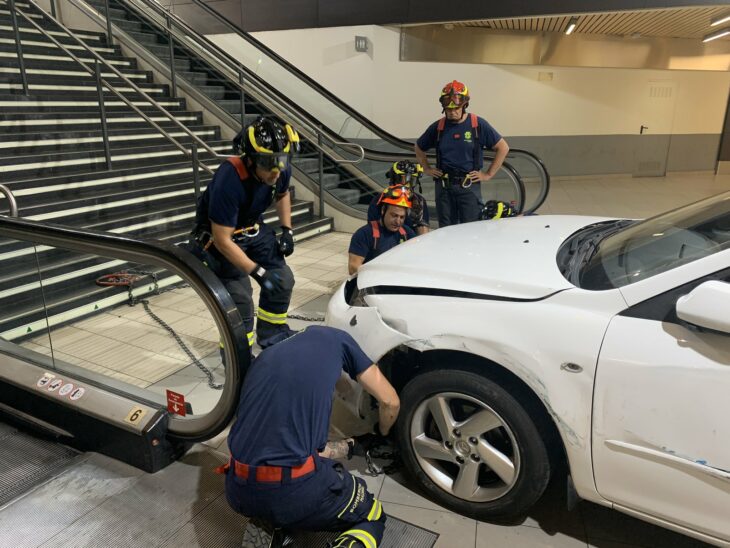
[[592, 270, 730, 542], [632, 81, 677, 177]]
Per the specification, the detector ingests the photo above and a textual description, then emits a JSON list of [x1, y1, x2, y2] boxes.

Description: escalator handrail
[[184, 0, 550, 209], [0, 215, 247, 442], [107, 0, 537, 213], [0, 186, 18, 217]]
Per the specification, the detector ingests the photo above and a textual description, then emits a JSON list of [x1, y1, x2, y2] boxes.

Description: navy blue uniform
[[417, 115, 502, 226], [191, 159, 295, 348], [349, 221, 415, 265], [367, 193, 430, 231], [225, 327, 386, 548]]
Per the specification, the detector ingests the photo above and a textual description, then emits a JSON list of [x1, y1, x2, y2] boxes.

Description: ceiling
[[451, 6, 730, 40]]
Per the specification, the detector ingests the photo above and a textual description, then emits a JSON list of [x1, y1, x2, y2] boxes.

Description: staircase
[[0, 0, 332, 341], [83, 0, 382, 209]]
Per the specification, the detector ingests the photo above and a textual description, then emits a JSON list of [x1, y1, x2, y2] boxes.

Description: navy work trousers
[[225, 457, 386, 548], [435, 180, 482, 227]]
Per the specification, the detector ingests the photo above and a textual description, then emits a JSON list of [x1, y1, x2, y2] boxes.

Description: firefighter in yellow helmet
[[415, 80, 510, 227], [348, 185, 416, 274]]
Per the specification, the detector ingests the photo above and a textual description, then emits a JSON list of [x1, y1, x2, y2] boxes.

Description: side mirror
[[676, 280, 730, 334]]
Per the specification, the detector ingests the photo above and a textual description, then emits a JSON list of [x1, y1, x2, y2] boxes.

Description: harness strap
[[370, 220, 380, 250], [435, 114, 481, 173], [214, 455, 317, 483], [227, 156, 249, 180]]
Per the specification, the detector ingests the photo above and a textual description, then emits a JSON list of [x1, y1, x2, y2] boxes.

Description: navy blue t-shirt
[[196, 160, 291, 228], [367, 194, 430, 230], [416, 116, 501, 174], [227, 326, 373, 467], [349, 221, 415, 264]]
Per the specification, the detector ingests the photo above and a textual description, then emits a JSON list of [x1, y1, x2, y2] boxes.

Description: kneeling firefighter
[[187, 116, 301, 349], [367, 160, 430, 235]]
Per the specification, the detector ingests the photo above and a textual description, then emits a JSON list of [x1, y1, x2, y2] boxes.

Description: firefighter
[[415, 80, 510, 227], [187, 116, 300, 349], [349, 184, 416, 274], [222, 326, 400, 548], [367, 160, 430, 235]]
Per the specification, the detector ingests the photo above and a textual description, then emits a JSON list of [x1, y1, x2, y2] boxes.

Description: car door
[[592, 267, 730, 542]]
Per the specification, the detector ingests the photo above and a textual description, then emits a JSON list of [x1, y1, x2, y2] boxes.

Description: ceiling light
[[565, 17, 578, 35], [703, 27, 730, 43], [710, 11, 730, 27]]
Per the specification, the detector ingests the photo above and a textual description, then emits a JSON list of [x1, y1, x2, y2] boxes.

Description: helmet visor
[[255, 153, 290, 171], [439, 93, 466, 109]]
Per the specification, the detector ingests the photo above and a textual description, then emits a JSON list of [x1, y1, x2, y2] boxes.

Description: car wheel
[[397, 368, 552, 519]]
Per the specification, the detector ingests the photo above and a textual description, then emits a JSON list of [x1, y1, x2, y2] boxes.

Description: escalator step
[[0, 423, 80, 508]]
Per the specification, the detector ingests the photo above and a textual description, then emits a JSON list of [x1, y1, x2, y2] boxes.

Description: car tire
[[396, 368, 552, 519]]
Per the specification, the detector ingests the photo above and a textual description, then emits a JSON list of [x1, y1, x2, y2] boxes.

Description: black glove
[[277, 226, 294, 257], [250, 264, 284, 293]]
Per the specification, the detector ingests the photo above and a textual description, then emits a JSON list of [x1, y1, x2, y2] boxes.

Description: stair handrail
[[98, 0, 544, 214], [16, 0, 218, 175], [0, 185, 19, 217], [180, 0, 551, 213], [103, 0, 366, 160]]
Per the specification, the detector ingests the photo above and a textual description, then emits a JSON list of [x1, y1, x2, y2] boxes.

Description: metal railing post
[[103, 0, 113, 46], [49, 0, 57, 19], [167, 15, 177, 97], [95, 60, 113, 170], [191, 144, 201, 201], [0, 185, 19, 217], [238, 69, 246, 129], [8, 0, 29, 96], [318, 129, 324, 219]]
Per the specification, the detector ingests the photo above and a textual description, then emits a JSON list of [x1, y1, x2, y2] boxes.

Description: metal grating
[[293, 515, 439, 547], [454, 6, 730, 39], [0, 424, 79, 508]]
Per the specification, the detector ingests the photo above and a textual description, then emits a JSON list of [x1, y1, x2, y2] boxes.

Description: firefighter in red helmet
[[415, 80, 510, 227]]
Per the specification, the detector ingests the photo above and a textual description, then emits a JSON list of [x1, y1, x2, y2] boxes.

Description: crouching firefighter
[[220, 326, 400, 548], [349, 185, 416, 275], [367, 160, 430, 235], [188, 116, 301, 349]]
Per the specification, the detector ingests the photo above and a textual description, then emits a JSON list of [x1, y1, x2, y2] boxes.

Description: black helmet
[[386, 160, 423, 188], [233, 117, 300, 171], [480, 200, 516, 220]]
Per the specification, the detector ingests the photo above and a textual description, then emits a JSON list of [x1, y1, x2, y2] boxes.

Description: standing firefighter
[[415, 80, 510, 227], [188, 116, 300, 349]]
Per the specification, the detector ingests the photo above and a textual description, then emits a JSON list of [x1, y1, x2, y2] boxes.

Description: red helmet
[[439, 80, 470, 110], [377, 184, 412, 209]]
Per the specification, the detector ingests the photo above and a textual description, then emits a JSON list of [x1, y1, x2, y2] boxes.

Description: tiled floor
[[13, 171, 730, 547]]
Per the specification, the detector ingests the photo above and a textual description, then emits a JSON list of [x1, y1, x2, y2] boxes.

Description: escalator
[[65, 0, 549, 218], [0, 212, 249, 474]]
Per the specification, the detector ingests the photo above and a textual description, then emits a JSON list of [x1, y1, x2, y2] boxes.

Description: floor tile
[[384, 502, 477, 548], [476, 521, 587, 548]]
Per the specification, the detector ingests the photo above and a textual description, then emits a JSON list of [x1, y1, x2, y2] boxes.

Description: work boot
[[241, 518, 285, 548], [256, 321, 297, 349]]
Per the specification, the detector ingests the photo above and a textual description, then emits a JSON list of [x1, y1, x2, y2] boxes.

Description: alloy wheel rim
[[410, 391, 520, 502]]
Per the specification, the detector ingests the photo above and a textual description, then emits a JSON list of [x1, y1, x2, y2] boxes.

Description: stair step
[[0, 50, 136, 68], [0, 111, 203, 133], [0, 23, 108, 43], [0, 66, 152, 82]]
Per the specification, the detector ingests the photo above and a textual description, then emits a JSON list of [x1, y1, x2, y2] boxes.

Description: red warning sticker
[[166, 390, 186, 417]]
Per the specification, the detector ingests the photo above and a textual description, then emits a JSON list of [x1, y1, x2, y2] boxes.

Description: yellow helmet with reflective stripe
[[388, 160, 423, 187], [233, 116, 300, 171]]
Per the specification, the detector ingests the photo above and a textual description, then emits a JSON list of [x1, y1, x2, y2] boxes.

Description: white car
[[326, 191, 730, 546]]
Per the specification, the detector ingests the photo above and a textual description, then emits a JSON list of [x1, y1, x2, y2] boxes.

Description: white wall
[[224, 25, 730, 140]]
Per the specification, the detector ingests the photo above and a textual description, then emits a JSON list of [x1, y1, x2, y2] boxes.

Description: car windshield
[[573, 192, 730, 290]]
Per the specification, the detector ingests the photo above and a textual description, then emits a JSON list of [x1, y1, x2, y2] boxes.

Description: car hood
[[357, 215, 612, 300]]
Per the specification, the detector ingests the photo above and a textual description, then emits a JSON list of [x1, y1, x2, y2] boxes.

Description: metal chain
[[140, 299, 223, 390], [123, 270, 223, 391], [285, 312, 325, 322]]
